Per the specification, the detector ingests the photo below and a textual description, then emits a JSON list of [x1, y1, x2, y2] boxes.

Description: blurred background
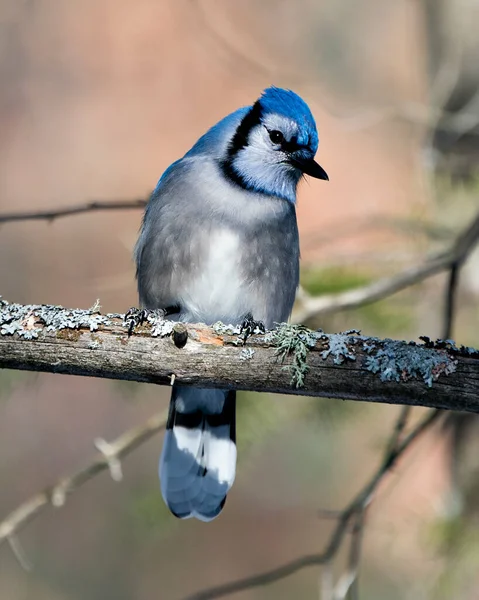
[[1, 1, 479, 598]]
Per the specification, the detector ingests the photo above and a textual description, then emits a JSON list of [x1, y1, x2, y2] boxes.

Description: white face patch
[[261, 113, 299, 145], [231, 123, 301, 202]]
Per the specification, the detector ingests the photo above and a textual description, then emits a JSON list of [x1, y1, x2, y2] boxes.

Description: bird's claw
[[240, 315, 265, 344], [124, 307, 165, 336]]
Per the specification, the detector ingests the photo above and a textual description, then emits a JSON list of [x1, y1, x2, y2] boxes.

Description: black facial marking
[[220, 156, 249, 190], [267, 129, 303, 154], [220, 101, 263, 190], [281, 135, 301, 153], [226, 100, 263, 158]]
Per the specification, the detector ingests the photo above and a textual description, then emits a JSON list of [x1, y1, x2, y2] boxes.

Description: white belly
[[178, 228, 250, 324]]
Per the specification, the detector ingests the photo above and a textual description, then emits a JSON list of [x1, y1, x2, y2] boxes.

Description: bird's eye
[[269, 130, 284, 145]]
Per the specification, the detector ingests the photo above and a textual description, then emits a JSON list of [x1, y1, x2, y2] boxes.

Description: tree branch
[[0, 410, 166, 546], [0, 199, 147, 224], [293, 210, 479, 323], [0, 299, 477, 411]]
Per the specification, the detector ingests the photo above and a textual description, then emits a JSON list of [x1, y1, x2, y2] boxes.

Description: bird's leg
[[240, 313, 266, 344], [124, 305, 180, 336]]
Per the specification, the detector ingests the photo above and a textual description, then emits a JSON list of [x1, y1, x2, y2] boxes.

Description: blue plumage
[[258, 86, 319, 151], [186, 107, 249, 158], [135, 87, 327, 521]]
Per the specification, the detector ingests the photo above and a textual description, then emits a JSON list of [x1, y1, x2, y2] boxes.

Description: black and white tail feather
[[160, 387, 236, 521]]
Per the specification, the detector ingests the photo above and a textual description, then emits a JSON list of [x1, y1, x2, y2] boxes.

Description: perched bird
[[134, 87, 328, 521]]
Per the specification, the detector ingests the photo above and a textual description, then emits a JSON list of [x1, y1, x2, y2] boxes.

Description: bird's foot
[[240, 314, 266, 344], [124, 307, 166, 336]]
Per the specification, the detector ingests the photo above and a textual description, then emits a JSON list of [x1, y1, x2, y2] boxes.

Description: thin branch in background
[[443, 263, 459, 340], [0, 202, 453, 247], [334, 404, 412, 600], [438, 192, 471, 525], [0, 411, 166, 548], [294, 209, 479, 324], [343, 510, 366, 600], [441, 205, 478, 342], [7, 534, 32, 571], [386, 406, 412, 456], [294, 252, 448, 323], [184, 409, 442, 600], [320, 563, 334, 600], [0, 199, 147, 224], [440, 191, 479, 341]]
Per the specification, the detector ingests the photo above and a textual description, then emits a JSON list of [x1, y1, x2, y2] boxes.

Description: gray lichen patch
[[362, 338, 457, 387], [213, 321, 242, 336], [320, 332, 356, 364], [0, 299, 111, 339], [147, 313, 174, 338], [239, 348, 255, 361], [318, 332, 457, 388], [270, 323, 457, 390]]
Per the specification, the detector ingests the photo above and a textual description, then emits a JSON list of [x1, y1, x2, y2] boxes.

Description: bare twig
[[321, 563, 334, 600], [386, 406, 412, 456], [443, 263, 459, 340], [343, 510, 365, 600], [184, 409, 441, 599], [293, 254, 451, 323], [294, 210, 479, 323], [441, 209, 479, 341], [0, 199, 147, 224], [0, 411, 166, 546], [7, 534, 32, 571], [339, 404, 411, 600]]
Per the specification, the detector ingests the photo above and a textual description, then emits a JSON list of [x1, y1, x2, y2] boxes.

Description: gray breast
[[136, 158, 300, 328]]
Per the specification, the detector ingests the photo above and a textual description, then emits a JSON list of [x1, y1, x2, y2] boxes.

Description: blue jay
[[134, 87, 328, 521]]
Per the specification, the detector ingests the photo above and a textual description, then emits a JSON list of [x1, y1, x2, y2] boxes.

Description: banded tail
[[159, 387, 236, 521]]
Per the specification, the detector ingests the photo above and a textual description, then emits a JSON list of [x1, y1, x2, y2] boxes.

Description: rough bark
[[1, 300, 478, 412]]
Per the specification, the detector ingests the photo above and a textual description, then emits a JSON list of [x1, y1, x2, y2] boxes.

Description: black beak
[[291, 157, 329, 181]]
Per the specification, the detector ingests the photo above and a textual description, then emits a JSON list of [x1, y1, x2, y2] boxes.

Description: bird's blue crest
[[258, 87, 318, 152]]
